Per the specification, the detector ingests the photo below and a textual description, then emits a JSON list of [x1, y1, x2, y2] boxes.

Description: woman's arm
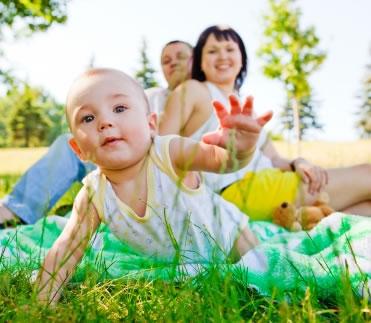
[[36, 187, 101, 305], [159, 80, 208, 136]]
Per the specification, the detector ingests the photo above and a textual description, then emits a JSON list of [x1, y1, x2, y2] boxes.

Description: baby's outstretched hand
[[202, 95, 272, 159]]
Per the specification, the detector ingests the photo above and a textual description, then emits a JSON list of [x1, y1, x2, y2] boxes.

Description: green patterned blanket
[[1, 213, 370, 298]]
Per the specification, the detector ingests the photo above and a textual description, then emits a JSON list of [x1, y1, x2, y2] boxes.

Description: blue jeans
[[1, 134, 95, 224]]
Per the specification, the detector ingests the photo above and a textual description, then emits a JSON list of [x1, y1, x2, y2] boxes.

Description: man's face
[[161, 42, 192, 90]]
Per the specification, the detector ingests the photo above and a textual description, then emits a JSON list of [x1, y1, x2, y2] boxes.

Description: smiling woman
[[160, 25, 247, 138]]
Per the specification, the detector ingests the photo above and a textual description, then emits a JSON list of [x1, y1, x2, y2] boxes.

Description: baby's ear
[[148, 112, 158, 137], [69, 138, 85, 160]]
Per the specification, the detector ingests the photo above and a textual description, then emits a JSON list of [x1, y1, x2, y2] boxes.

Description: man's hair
[[162, 40, 193, 51], [191, 25, 248, 92], [161, 40, 193, 59]]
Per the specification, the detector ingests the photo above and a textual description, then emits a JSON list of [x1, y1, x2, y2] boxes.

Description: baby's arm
[[36, 187, 101, 305], [171, 95, 273, 174]]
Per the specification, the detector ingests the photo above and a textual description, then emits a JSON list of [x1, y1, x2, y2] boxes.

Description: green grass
[[0, 143, 370, 321], [0, 265, 369, 322], [0, 174, 81, 217], [1, 174, 370, 321]]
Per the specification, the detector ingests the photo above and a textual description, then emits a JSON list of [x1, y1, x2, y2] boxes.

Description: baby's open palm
[[202, 95, 272, 155]]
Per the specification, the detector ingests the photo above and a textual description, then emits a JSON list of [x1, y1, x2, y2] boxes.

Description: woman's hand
[[291, 158, 328, 195], [202, 95, 272, 162]]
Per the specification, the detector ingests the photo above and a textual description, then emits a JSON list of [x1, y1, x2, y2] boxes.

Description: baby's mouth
[[102, 136, 123, 146]]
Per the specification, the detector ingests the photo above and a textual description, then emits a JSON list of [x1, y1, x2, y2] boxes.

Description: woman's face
[[201, 33, 242, 87]]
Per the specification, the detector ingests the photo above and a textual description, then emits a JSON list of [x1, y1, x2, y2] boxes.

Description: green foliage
[[134, 38, 159, 89], [0, 174, 19, 198], [0, 83, 66, 147], [8, 87, 50, 147], [258, 0, 326, 140], [0, 1, 68, 146], [0, 0, 68, 85], [356, 51, 371, 138], [0, 0, 67, 39], [281, 95, 323, 139]]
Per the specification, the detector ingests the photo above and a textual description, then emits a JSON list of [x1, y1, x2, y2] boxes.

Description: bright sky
[[3, 0, 371, 141]]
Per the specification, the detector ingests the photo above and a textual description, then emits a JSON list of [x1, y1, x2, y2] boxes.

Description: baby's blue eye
[[82, 115, 94, 123], [114, 105, 127, 113]]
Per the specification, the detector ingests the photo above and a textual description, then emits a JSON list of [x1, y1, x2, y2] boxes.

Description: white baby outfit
[[83, 135, 248, 264]]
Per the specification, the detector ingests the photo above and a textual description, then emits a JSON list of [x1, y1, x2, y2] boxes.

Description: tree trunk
[[292, 98, 301, 156]]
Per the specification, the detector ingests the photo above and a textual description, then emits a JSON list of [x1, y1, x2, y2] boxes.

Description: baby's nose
[[99, 121, 113, 130]]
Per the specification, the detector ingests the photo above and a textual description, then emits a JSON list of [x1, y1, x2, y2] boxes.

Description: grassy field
[[0, 147, 48, 175], [0, 142, 370, 321], [274, 140, 371, 168], [1, 140, 370, 175]]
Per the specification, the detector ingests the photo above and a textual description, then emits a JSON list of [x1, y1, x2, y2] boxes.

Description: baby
[[36, 68, 272, 304]]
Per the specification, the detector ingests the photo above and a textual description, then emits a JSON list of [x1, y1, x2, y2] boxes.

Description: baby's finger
[[229, 95, 242, 115], [256, 111, 273, 127], [213, 101, 229, 121], [242, 96, 254, 116], [202, 131, 221, 146]]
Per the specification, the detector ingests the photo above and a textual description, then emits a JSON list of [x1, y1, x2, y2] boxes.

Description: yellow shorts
[[221, 168, 300, 221]]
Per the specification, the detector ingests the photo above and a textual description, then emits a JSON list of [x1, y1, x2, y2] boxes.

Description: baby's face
[[67, 70, 156, 170]]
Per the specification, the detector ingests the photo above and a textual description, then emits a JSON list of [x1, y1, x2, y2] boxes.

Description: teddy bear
[[272, 192, 335, 231]]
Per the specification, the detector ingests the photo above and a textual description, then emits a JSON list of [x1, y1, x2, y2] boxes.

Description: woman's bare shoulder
[[174, 80, 209, 99]]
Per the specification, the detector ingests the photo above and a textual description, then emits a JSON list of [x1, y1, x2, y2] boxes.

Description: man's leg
[[0, 134, 95, 225]]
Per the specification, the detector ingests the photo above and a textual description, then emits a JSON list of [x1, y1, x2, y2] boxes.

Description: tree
[[0, 83, 64, 147], [280, 95, 323, 139], [356, 49, 371, 138], [0, 0, 67, 38], [0, 0, 68, 84], [258, 0, 326, 142], [41, 94, 68, 145], [0, 99, 8, 147], [134, 38, 159, 89]]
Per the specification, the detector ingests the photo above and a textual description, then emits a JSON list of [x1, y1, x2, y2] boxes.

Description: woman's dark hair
[[191, 25, 248, 91]]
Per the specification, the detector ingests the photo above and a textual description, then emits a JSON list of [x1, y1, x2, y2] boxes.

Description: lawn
[[0, 141, 370, 321], [1, 140, 370, 175]]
